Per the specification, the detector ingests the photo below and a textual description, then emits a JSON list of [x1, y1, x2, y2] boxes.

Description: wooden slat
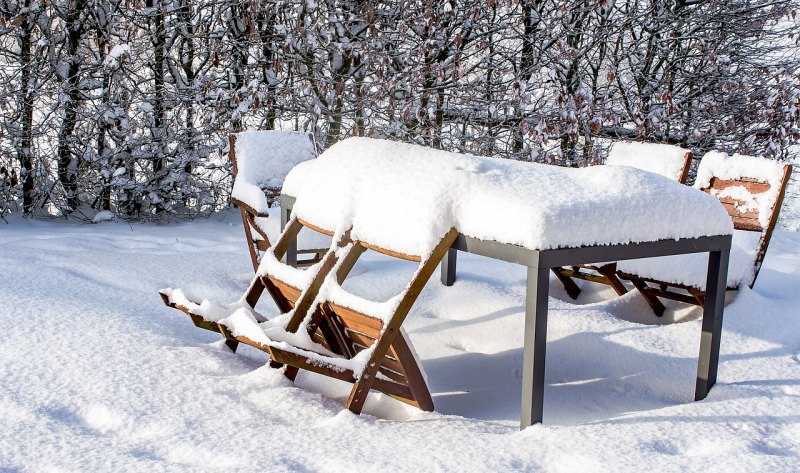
[[344, 228, 457, 413], [267, 276, 301, 304], [378, 366, 409, 385], [358, 241, 422, 262], [232, 335, 416, 402], [718, 201, 760, 221], [642, 287, 700, 305], [702, 176, 770, 232], [344, 328, 376, 348], [330, 303, 384, 332], [298, 218, 335, 237], [731, 218, 762, 232], [705, 177, 770, 194]]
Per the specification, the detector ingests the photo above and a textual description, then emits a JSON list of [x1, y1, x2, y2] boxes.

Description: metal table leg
[[695, 248, 730, 400], [441, 247, 457, 286], [281, 205, 297, 267], [520, 264, 550, 429]]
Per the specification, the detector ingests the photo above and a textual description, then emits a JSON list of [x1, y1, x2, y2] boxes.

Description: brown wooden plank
[[642, 287, 700, 305], [344, 328, 377, 348], [718, 201, 760, 220], [731, 218, 762, 232], [267, 276, 301, 303], [330, 303, 384, 332], [298, 218, 335, 237], [358, 241, 422, 262], [551, 267, 581, 300], [389, 332, 434, 411], [232, 335, 416, 402], [705, 177, 770, 194], [378, 366, 409, 385], [678, 151, 693, 184]]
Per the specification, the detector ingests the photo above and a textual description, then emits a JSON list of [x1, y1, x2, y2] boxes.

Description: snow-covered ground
[[1, 209, 799, 472]]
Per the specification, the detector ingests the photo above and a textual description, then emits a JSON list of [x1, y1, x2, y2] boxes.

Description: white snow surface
[[616, 230, 761, 289], [232, 130, 317, 214], [2, 210, 800, 472], [605, 141, 690, 181], [283, 137, 732, 258], [694, 151, 789, 229]]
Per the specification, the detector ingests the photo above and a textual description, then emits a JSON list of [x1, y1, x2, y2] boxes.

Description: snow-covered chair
[[252, 223, 456, 413], [552, 141, 694, 299], [161, 215, 452, 413], [617, 152, 792, 315], [229, 131, 323, 271], [605, 141, 693, 183], [160, 216, 352, 375]]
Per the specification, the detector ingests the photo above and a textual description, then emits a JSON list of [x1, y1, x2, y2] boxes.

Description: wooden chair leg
[[688, 288, 705, 307], [628, 278, 666, 317], [391, 333, 434, 411], [597, 265, 628, 296], [345, 373, 376, 414], [217, 323, 241, 353], [551, 268, 581, 300], [284, 365, 299, 382]]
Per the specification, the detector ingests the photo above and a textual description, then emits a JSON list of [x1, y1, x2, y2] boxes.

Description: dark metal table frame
[[279, 195, 732, 430]]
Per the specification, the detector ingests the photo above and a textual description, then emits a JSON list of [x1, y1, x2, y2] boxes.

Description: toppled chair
[[616, 152, 792, 315], [553, 141, 694, 299], [229, 131, 324, 271], [161, 215, 457, 412]]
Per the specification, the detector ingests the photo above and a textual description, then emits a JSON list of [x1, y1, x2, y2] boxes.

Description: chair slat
[[707, 177, 770, 194]]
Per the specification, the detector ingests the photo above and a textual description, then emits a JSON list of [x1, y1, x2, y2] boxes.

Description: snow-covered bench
[[278, 137, 734, 428]]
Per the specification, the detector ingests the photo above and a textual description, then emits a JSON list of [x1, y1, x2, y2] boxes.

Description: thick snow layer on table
[[2, 211, 800, 471], [695, 151, 788, 229], [605, 141, 690, 181], [616, 230, 761, 289], [284, 137, 731, 257], [232, 130, 316, 214]]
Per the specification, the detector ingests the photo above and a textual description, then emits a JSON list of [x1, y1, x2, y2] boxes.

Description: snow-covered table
[[278, 137, 733, 429]]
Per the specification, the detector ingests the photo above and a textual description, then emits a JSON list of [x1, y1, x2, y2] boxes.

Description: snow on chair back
[[228, 131, 319, 271], [230, 131, 317, 216], [694, 151, 792, 285], [606, 141, 693, 183]]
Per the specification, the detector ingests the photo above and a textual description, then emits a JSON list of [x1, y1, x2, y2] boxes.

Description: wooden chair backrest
[[229, 132, 317, 271], [699, 161, 792, 286], [606, 141, 693, 183]]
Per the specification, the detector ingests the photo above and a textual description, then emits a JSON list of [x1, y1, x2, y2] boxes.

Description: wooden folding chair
[[553, 141, 694, 299], [229, 227, 458, 412], [160, 216, 350, 372], [162, 218, 456, 412], [617, 153, 792, 315], [229, 131, 325, 271]]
